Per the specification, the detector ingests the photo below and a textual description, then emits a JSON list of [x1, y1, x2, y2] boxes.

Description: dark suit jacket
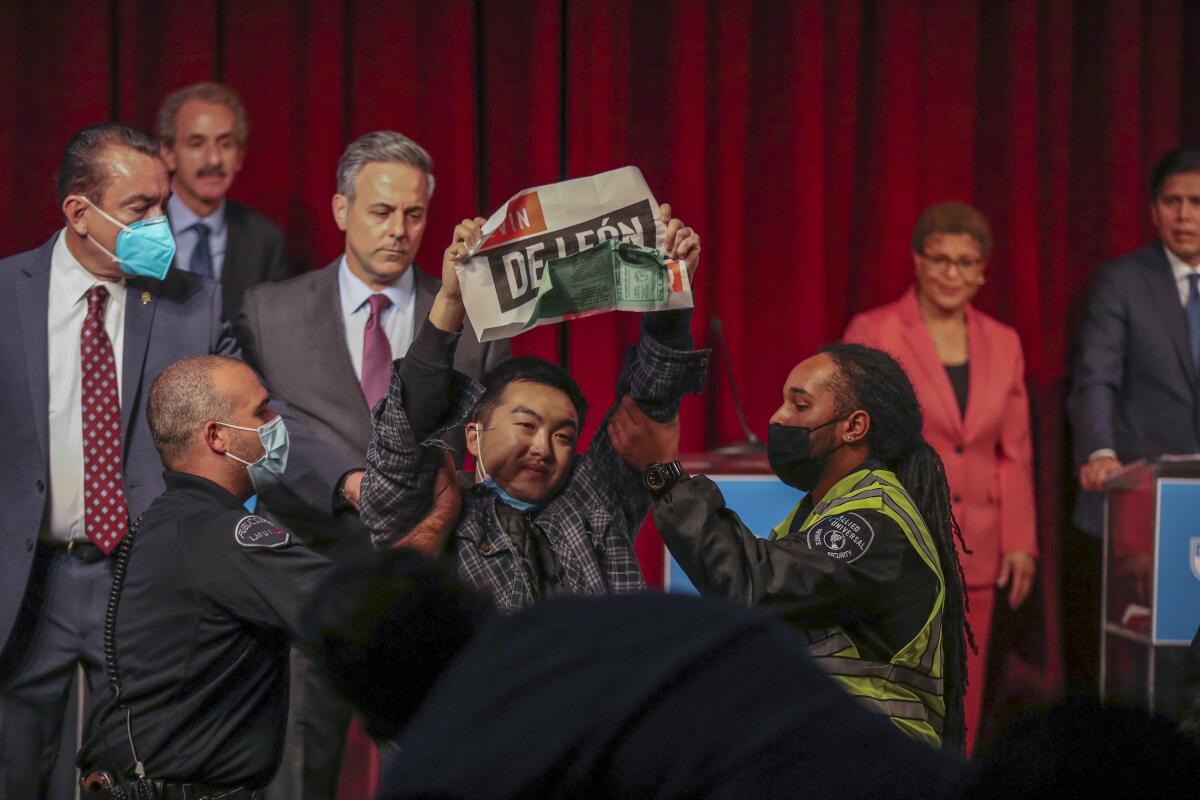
[[1068, 242, 1200, 534], [0, 232, 239, 655], [168, 199, 294, 322], [236, 260, 510, 555]]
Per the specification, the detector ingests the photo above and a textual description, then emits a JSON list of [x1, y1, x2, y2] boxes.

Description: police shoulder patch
[[806, 511, 875, 564], [234, 515, 291, 549]]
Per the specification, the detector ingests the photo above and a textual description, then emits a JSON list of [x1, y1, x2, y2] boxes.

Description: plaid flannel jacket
[[361, 330, 709, 612]]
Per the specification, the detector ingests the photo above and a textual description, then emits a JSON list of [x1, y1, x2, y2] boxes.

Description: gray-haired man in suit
[[1068, 147, 1200, 692], [237, 130, 508, 800]]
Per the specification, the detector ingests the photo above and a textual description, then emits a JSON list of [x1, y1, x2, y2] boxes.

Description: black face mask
[[767, 417, 847, 492]]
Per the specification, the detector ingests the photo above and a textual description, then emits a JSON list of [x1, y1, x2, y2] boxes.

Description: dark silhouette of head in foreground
[[301, 550, 493, 740], [965, 695, 1200, 799], [304, 553, 1200, 799]]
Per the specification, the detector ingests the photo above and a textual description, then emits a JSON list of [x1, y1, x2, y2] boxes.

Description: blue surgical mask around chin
[[481, 477, 543, 513], [217, 416, 290, 495], [79, 196, 176, 280], [474, 421, 545, 513]]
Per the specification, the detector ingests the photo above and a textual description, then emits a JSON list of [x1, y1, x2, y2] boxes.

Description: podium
[[1101, 457, 1200, 716]]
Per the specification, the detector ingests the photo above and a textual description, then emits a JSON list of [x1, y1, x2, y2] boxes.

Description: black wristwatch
[[643, 460, 686, 495]]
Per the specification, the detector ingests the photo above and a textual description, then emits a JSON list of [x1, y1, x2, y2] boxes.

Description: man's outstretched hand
[[431, 216, 487, 333], [659, 203, 701, 282]]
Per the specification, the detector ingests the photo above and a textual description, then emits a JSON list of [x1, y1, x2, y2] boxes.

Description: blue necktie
[[190, 222, 213, 278], [1188, 274, 1200, 373]]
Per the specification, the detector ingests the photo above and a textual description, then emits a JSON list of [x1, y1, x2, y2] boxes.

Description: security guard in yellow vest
[[608, 343, 972, 752], [765, 467, 947, 747]]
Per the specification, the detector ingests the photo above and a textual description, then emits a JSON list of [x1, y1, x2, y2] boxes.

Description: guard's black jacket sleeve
[[185, 516, 333, 639], [654, 476, 934, 638]]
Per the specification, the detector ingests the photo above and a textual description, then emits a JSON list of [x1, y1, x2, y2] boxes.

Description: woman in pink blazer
[[843, 202, 1037, 753]]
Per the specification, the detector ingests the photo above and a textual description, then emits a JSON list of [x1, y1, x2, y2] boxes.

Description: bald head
[[148, 355, 246, 467]]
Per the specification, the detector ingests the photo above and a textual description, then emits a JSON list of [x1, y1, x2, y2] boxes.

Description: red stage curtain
[[4, 0, 1200, 785]]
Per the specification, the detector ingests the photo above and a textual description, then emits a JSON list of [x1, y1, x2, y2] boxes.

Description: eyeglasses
[[919, 252, 985, 273]]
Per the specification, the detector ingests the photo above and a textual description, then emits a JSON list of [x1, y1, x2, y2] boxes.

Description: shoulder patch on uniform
[[234, 515, 291, 549], [806, 512, 875, 563]]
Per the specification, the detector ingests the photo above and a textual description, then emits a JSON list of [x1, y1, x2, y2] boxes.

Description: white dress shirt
[[1166, 245, 1200, 306], [168, 193, 228, 281], [337, 256, 416, 382], [45, 229, 127, 543]]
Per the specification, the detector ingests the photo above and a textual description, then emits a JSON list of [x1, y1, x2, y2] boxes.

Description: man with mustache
[[157, 82, 295, 321], [234, 130, 508, 800]]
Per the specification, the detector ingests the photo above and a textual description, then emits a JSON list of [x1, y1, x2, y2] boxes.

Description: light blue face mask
[[218, 416, 290, 495], [81, 196, 176, 280], [474, 422, 545, 513]]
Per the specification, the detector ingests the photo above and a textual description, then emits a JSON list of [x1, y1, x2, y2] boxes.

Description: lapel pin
[[140, 291, 151, 305]]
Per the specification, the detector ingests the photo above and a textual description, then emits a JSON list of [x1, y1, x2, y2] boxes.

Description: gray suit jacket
[[236, 260, 509, 554], [1068, 242, 1200, 534], [0, 232, 238, 656], [168, 199, 295, 322]]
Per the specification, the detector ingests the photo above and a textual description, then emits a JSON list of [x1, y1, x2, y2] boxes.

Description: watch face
[[645, 466, 666, 491]]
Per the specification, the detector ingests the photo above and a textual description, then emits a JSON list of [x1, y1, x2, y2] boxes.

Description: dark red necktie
[[81, 285, 129, 554], [360, 293, 393, 410]]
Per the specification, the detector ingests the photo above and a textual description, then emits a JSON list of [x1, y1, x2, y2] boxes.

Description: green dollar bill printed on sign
[[530, 242, 617, 321], [613, 242, 670, 307], [523, 240, 671, 328]]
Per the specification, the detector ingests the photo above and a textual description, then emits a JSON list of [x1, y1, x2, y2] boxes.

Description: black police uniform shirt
[[78, 471, 333, 788]]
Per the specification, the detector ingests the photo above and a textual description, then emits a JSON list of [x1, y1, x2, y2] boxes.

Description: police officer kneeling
[[77, 355, 333, 799]]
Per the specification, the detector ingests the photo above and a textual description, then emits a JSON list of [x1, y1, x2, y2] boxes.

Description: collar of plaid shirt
[[451, 479, 644, 613]]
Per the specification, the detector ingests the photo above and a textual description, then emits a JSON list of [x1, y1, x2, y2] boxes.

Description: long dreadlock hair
[[818, 342, 976, 753]]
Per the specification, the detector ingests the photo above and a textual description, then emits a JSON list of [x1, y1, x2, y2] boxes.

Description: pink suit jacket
[[843, 288, 1038, 588]]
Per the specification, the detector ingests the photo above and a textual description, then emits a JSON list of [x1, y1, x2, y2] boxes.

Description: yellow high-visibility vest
[[772, 468, 946, 748]]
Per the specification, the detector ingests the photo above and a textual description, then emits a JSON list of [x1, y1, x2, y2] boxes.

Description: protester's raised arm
[[430, 216, 486, 334]]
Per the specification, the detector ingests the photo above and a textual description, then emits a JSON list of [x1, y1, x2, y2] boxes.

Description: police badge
[[235, 514, 292, 549]]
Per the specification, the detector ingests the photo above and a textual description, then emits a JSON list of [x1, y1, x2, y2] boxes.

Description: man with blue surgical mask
[[77, 355, 318, 798], [217, 413, 290, 495], [0, 123, 381, 798], [75, 355, 460, 798], [0, 122, 248, 798], [75, 194, 177, 280]]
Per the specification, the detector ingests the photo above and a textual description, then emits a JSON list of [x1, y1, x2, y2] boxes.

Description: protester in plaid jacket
[[360, 205, 707, 611]]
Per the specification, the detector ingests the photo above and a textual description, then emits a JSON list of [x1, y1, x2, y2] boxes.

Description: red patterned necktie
[[81, 285, 129, 554], [360, 293, 393, 410]]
